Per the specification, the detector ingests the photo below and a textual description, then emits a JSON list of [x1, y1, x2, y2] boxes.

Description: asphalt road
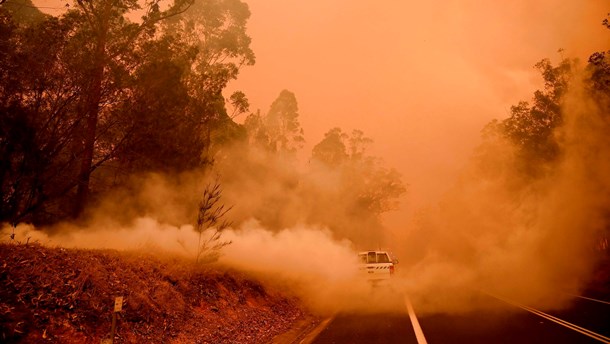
[[310, 288, 610, 344]]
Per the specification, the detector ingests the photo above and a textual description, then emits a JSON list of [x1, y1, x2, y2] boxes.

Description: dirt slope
[[0, 243, 305, 343]]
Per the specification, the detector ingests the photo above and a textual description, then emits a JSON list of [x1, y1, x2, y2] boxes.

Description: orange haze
[[32, 0, 610, 227], [22, 0, 610, 314], [224, 0, 609, 228]]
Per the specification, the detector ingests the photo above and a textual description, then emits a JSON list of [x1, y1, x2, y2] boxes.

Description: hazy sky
[[224, 0, 609, 226], [32, 0, 609, 227]]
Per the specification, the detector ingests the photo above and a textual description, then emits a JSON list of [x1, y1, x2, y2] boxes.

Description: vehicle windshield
[[367, 252, 376, 263], [377, 253, 390, 263], [360, 252, 392, 264]]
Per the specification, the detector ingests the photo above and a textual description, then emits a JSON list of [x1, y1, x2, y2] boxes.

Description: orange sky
[[224, 0, 609, 226], [32, 0, 610, 227]]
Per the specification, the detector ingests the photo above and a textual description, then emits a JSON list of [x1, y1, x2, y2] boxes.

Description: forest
[[0, 0, 408, 248], [0, 1, 609, 253]]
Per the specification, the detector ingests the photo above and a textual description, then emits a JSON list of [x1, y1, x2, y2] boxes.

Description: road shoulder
[[272, 315, 331, 344]]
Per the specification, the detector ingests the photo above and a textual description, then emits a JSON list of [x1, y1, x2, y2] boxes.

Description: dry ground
[[0, 243, 307, 343]]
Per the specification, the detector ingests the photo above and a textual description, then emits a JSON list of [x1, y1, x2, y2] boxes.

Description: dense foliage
[[0, 1, 406, 247], [0, 0, 254, 224], [475, 17, 610, 251]]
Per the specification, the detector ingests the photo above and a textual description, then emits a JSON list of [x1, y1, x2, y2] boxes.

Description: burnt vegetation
[[0, 243, 304, 343]]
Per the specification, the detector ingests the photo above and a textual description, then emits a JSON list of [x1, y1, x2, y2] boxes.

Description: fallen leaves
[[0, 243, 305, 343]]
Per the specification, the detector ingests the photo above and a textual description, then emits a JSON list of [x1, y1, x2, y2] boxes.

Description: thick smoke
[[218, 221, 381, 313], [213, 142, 392, 247], [3, 66, 608, 317], [0, 164, 385, 314], [395, 68, 610, 313], [1, 217, 374, 314]]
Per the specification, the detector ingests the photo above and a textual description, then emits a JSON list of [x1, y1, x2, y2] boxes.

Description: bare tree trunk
[[73, 81, 101, 217], [73, 8, 108, 218], [71, 0, 193, 217]]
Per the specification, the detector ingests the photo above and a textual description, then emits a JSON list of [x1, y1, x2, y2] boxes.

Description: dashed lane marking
[[485, 291, 610, 343], [405, 297, 428, 344]]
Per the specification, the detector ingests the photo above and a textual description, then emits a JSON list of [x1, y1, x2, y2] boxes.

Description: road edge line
[[405, 297, 428, 344], [484, 291, 610, 343], [520, 304, 610, 343], [568, 294, 610, 306], [298, 316, 334, 344]]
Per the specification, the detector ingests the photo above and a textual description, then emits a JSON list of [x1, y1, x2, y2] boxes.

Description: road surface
[[309, 288, 610, 344]]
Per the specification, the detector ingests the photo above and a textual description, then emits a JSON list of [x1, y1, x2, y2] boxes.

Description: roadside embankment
[[0, 243, 306, 343]]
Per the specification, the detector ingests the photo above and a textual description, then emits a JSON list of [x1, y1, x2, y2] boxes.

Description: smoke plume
[[3, 63, 609, 316], [396, 67, 610, 313]]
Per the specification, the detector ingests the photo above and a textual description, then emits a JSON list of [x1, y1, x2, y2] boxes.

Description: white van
[[358, 250, 397, 283]]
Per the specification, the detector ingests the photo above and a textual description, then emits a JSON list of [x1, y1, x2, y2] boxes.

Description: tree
[[1, 0, 46, 24], [341, 130, 405, 216], [587, 51, 610, 96], [587, 14, 610, 98], [0, 0, 256, 223], [585, 15, 610, 254], [348, 129, 373, 161], [71, 0, 194, 217], [266, 90, 305, 154], [0, 12, 91, 223], [228, 91, 249, 119], [479, 56, 574, 180], [245, 90, 305, 155], [244, 110, 270, 150], [309, 128, 406, 243], [311, 127, 348, 167], [112, 49, 199, 173], [164, 0, 255, 164], [311, 128, 406, 215]]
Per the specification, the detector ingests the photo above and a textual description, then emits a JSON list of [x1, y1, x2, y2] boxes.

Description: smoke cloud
[[1, 216, 374, 314], [395, 68, 610, 313], [3, 66, 609, 316], [4, 69, 609, 315], [3, 0, 606, 321]]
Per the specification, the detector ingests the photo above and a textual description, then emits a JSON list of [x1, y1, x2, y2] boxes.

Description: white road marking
[[486, 291, 610, 343], [405, 297, 428, 344], [568, 294, 610, 306], [299, 316, 335, 344]]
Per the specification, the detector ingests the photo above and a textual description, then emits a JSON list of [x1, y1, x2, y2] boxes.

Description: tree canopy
[[244, 90, 305, 155], [0, 0, 254, 224], [1, 0, 407, 247]]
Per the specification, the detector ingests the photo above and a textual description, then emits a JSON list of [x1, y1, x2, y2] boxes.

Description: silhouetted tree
[[1, 0, 46, 24], [0, 0, 255, 224], [476, 56, 574, 182], [309, 128, 406, 242], [70, 0, 195, 217], [0, 12, 89, 223], [245, 90, 305, 155], [311, 127, 348, 167]]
